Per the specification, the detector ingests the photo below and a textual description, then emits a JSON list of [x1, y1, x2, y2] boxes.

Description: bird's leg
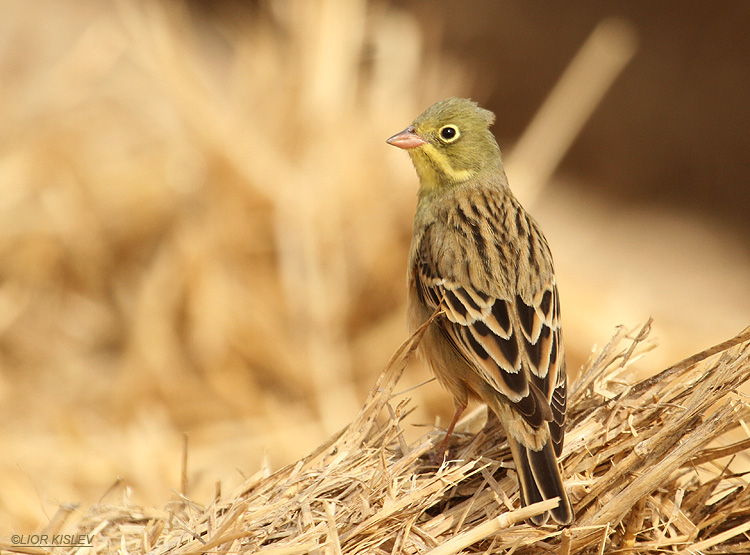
[[432, 403, 466, 464]]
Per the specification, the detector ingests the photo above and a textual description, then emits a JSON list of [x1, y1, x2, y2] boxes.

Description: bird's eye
[[438, 125, 460, 143]]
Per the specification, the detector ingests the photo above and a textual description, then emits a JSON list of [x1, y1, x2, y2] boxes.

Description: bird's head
[[387, 97, 502, 194]]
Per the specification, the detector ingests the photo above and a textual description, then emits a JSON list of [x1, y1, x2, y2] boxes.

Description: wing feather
[[413, 197, 567, 435]]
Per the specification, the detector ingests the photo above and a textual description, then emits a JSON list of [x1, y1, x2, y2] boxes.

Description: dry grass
[[4, 322, 749, 554]]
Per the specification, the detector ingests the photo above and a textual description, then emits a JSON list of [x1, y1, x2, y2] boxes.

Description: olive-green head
[[387, 97, 503, 194]]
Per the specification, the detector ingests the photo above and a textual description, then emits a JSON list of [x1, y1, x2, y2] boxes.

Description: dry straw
[[4, 321, 749, 554]]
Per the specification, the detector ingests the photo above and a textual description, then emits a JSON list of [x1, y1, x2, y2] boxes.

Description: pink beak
[[386, 126, 427, 149]]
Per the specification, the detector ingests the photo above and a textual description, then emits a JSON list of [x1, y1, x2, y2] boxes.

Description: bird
[[386, 97, 573, 526]]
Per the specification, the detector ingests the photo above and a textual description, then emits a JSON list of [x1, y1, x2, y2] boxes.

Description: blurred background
[[1, 0, 748, 531]]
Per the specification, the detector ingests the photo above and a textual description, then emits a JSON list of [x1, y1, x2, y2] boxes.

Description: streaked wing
[[414, 214, 566, 438]]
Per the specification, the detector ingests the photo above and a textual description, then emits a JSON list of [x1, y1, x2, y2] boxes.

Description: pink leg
[[432, 403, 466, 463]]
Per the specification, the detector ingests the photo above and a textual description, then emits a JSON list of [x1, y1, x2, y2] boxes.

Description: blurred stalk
[[506, 18, 638, 207], [274, 0, 367, 434]]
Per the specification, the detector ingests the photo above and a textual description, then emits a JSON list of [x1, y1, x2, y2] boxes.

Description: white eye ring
[[438, 124, 460, 143]]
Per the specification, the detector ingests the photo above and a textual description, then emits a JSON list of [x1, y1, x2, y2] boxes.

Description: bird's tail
[[508, 435, 573, 526]]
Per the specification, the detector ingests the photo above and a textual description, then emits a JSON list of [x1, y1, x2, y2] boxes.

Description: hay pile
[[7, 322, 748, 555]]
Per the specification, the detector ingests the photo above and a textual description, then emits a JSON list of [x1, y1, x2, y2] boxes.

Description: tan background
[[1, 0, 748, 532]]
